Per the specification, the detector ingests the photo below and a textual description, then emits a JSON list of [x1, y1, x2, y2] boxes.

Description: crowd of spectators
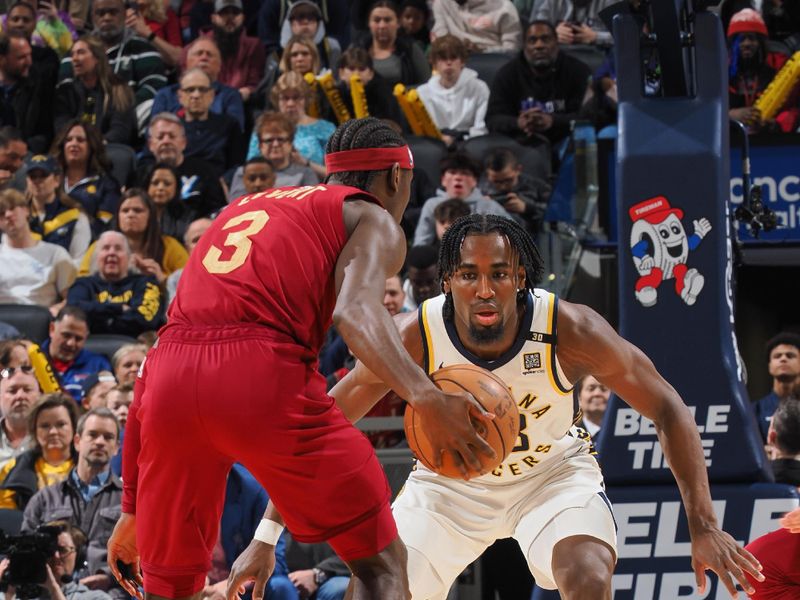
[[0, 0, 799, 598]]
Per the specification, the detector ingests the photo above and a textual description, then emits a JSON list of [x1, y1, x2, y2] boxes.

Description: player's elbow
[[332, 301, 366, 335]]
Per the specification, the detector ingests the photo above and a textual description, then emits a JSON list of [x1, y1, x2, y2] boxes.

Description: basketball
[[404, 364, 519, 479]]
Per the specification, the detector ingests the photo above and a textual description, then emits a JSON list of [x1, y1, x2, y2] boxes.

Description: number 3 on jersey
[[202, 210, 269, 274]]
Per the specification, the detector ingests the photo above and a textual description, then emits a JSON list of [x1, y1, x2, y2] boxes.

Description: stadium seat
[[407, 135, 448, 188], [83, 334, 138, 362], [0, 304, 51, 343], [0, 509, 23, 535], [461, 133, 552, 181], [465, 52, 513, 87], [105, 142, 137, 188]]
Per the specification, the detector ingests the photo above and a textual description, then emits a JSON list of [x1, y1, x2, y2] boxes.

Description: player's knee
[[348, 537, 407, 582], [552, 538, 613, 599]]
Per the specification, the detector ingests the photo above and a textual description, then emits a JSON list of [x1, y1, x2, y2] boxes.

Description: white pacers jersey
[[419, 289, 594, 484]]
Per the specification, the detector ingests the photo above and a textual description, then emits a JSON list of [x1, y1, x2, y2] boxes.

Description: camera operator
[[0, 521, 110, 600], [481, 147, 551, 236]]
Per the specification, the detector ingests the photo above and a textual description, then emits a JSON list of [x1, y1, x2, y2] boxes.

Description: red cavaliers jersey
[[166, 184, 380, 353]]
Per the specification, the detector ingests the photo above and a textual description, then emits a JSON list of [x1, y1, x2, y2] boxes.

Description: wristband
[[253, 519, 284, 545]]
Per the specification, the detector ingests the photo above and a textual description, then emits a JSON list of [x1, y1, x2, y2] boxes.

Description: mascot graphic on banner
[[629, 195, 712, 307]]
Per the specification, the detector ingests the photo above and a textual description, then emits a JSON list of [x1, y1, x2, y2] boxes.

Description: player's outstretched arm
[[334, 200, 495, 477], [331, 311, 419, 422], [557, 301, 764, 598]]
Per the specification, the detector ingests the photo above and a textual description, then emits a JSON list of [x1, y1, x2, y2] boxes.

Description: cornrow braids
[[325, 117, 406, 191], [438, 214, 545, 320]]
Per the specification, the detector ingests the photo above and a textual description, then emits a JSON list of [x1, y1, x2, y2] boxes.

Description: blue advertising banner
[[533, 484, 799, 600], [602, 136, 800, 244], [730, 138, 800, 242]]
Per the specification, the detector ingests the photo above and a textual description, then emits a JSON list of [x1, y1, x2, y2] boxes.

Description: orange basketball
[[404, 364, 519, 479]]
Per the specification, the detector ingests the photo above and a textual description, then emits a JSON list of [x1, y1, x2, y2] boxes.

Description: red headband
[[325, 146, 414, 173]]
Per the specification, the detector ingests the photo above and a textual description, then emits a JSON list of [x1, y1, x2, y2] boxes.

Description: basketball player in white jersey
[[227, 215, 763, 599]]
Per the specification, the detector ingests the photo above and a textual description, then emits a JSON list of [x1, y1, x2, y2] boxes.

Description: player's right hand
[[411, 387, 497, 479], [226, 540, 275, 600], [107, 512, 143, 600]]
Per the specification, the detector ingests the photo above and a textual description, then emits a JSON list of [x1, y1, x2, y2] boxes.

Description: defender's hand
[[691, 526, 763, 598], [107, 512, 144, 600], [226, 540, 275, 600], [409, 387, 497, 479]]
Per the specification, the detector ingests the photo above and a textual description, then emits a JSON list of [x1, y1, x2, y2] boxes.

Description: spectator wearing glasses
[[245, 72, 333, 179], [0, 364, 38, 469], [175, 67, 244, 179], [151, 36, 245, 131], [0, 521, 112, 600], [0, 393, 77, 510], [227, 111, 316, 201]]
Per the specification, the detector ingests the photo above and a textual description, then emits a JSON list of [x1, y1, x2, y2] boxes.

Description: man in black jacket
[[486, 20, 590, 148], [0, 31, 54, 153]]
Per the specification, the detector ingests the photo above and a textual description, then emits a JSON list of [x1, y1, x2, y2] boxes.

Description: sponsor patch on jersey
[[523, 352, 541, 371]]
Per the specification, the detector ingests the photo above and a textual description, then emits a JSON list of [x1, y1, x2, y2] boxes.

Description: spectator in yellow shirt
[[0, 392, 77, 510]]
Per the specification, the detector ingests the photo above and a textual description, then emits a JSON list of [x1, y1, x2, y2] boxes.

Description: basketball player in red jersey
[[105, 118, 496, 600]]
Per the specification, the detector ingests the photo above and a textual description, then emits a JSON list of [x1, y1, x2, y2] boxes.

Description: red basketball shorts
[[134, 325, 396, 598]]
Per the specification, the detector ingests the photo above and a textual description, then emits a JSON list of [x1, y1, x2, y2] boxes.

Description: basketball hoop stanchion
[[533, 3, 799, 599]]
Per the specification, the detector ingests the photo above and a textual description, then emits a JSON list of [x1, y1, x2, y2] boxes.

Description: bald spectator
[[42, 306, 112, 402], [66, 231, 165, 337], [175, 67, 244, 178], [206, 0, 266, 103], [151, 36, 245, 130], [57, 0, 168, 133], [0, 31, 53, 153], [0, 365, 38, 469], [166, 216, 213, 302], [0, 126, 27, 191], [136, 113, 226, 216], [0, 189, 76, 312]]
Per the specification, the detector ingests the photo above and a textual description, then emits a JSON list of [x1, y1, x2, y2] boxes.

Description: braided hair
[[325, 117, 406, 191], [438, 214, 545, 320]]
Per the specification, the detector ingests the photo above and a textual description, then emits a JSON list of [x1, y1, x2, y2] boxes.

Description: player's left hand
[[691, 526, 763, 598], [107, 512, 144, 600], [226, 540, 275, 600]]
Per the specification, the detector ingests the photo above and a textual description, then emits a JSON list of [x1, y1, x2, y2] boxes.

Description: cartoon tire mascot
[[629, 196, 712, 307]]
